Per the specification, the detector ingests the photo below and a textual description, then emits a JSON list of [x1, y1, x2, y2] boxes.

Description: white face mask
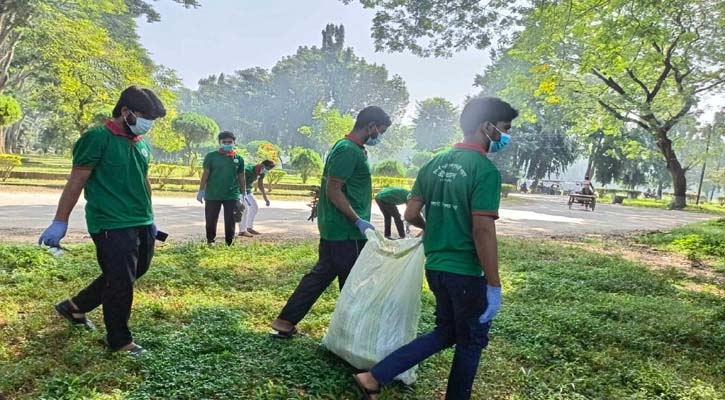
[[365, 126, 382, 146], [125, 111, 154, 135]]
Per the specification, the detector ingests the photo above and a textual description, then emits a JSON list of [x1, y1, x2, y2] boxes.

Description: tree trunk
[[0, 127, 6, 154], [655, 131, 687, 209]]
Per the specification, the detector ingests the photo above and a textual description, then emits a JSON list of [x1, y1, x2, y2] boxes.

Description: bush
[[246, 141, 281, 164], [289, 148, 322, 184], [410, 151, 434, 168], [373, 159, 405, 177], [501, 183, 514, 198], [372, 176, 415, 189], [149, 163, 181, 190], [0, 94, 22, 127], [0, 154, 22, 182], [265, 169, 287, 193], [406, 166, 419, 179]]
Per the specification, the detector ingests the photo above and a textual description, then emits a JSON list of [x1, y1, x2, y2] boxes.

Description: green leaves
[[0, 95, 22, 127]]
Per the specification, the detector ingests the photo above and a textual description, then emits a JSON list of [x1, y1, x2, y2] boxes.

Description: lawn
[[1, 234, 723, 399], [637, 218, 725, 272]]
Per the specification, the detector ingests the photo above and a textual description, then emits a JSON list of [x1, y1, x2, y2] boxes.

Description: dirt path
[[0, 188, 717, 244]]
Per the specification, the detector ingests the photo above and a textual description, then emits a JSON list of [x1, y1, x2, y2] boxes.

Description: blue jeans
[[370, 270, 491, 400]]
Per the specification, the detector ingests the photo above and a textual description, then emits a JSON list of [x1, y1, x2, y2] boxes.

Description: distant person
[[38, 86, 166, 355], [238, 159, 276, 237], [270, 106, 391, 338], [520, 181, 528, 193], [197, 131, 246, 246], [374, 186, 410, 239], [353, 96, 518, 400], [581, 176, 594, 195]]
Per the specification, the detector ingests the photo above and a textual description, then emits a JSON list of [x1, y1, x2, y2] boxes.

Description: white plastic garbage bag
[[322, 230, 425, 385]]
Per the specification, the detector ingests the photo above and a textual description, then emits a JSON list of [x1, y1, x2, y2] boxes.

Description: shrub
[[372, 176, 415, 189], [373, 159, 405, 177], [246, 141, 281, 164], [265, 169, 287, 193], [0, 94, 22, 127], [406, 166, 419, 179], [289, 148, 322, 184], [0, 154, 22, 182], [501, 183, 514, 198], [410, 151, 434, 168], [149, 163, 180, 190]]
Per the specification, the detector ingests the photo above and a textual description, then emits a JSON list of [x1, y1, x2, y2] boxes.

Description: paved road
[[0, 189, 716, 244]]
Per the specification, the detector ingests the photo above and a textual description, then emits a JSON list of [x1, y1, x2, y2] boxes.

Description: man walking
[[270, 106, 391, 338], [197, 131, 246, 246], [374, 186, 410, 239], [238, 159, 276, 237], [353, 97, 518, 399], [39, 86, 167, 355]]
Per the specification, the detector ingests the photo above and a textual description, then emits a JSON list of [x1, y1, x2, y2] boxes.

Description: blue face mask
[[365, 126, 382, 146], [220, 144, 234, 152], [126, 112, 154, 135], [487, 127, 511, 153], [261, 168, 269, 174]]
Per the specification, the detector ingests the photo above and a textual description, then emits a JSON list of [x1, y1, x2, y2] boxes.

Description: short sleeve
[[471, 169, 501, 219], [72, 129, 108, 168], [410, 166, 426, 201], [326, 144, 359, 181], [203, 153, 213, 170]]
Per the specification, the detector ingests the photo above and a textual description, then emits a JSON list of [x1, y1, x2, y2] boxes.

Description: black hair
[[459, 97, 518, 136], [353, 106, 391, 130], [218, 131, 236, 141], [112, 86, 166, 119], [261, 159, 276, 169]]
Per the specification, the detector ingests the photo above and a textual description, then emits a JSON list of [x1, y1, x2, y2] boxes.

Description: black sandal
[[352, 374, 381, 399], [269, 326, 298, 339], [55, 300, 96, 331]]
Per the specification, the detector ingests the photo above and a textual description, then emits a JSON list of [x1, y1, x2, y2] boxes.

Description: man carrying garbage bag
[[270, 106, 391, 338], [353, 97, 518, 399]]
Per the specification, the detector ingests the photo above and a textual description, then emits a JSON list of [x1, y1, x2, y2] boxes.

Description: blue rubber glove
[[265, 198, 271, 207], [196, 190, 205, 203], [354, 218, 375, 234], [242, 194, 251, 206], [150, 222, 158, 238], [479, 285, 502, 323], [38, 220, 68, 248]]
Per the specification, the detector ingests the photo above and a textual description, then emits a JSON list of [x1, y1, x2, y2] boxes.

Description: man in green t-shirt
[[197, 131, 246, 246], [238, 159, 276, 237], [374, 186, 410, 239], [39, 86, 166, 356], [354, 97, 518, 400], [270, 106, 391, 338]]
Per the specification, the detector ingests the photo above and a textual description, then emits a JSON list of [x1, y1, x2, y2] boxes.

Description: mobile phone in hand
[[155, 230, 168, 242]]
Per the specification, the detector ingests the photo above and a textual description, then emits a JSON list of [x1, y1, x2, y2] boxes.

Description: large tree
[[183, 24, 409, 149], [412, 97, 459, 151], [346, 0, 725, 208]]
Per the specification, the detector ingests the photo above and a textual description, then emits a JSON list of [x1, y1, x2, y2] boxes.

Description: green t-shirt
[[411, 143, 501, 277], [318, 137, 372, 240], [202, 151, 245, 200], [375, 187, 410, 205], [72, 123, 153, 234], [244, 164, 265, 193]]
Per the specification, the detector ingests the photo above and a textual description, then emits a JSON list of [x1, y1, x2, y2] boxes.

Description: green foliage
[[501, 183, 515, 198], [412, 97, 460, 151], [1, 236, 723, 398], [373, 159, 405, 177], [410, 151, 434, 168], [149, 163, 181, 190], [172, 112, 220, 161], [0, 95, 22, 127], [289, 147, 323, 184], [406, 166, 419, 178], [264, 169, 287, 193], [0, 153, 22, 181], [638, 219, 725, 266], [297, 103, 355, 153], [182, 24, 409, 149]]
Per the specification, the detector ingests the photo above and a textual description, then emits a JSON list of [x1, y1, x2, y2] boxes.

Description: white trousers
[[239, 193, 259, 231]]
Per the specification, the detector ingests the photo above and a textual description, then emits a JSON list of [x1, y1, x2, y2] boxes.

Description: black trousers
[[205, 199, 237, 245], [376, 199, 405, 238], [72, 226, 155, 350], [278, 239, 366, 325]]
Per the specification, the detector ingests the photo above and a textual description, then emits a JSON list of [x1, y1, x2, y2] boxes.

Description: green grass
[[597, 195, 725, 216], [1, 237, 723, 399], [637, 218, 725, 272]]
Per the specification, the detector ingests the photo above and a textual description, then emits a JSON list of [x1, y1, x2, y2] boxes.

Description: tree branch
[[591, 68, 626, 96], [597, 99, 651, 131], [694, 79, 725, 94], [648, 33, 682, 103], [626, 68, 651, 98], [661, 98, 695, 133]]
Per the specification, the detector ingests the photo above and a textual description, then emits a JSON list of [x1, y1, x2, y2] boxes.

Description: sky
[[135, 0, 491, 119]]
